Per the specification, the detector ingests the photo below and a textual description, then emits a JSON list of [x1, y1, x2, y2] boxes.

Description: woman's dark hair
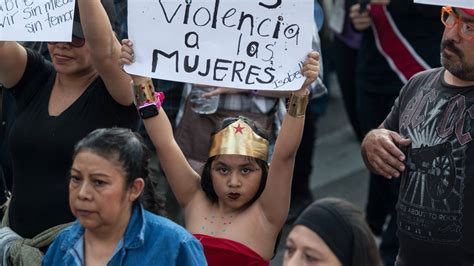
[[200, 116, 270, 205], [293, 198, 383, 266], [73, 127, 166, 216]]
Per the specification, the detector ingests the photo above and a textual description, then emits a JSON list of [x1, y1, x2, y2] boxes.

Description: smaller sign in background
[[0, 0, 75, 41]]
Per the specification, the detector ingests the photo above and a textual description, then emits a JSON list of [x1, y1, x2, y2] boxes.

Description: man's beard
[[440, 40, 474, 81]]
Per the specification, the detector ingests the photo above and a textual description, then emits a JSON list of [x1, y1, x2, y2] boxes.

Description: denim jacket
[[42, 204, 207, 266]]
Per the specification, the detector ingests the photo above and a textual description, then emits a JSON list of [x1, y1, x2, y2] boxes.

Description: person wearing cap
[[0, 0, 138, 261], [361, 5, 474, 266], [283, 198, 383, 266], [120, 39, 320, 265]]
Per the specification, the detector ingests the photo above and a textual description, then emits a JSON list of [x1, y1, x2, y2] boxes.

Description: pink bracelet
[[132, 78, 165, 109], [139, 91, 165, 110]]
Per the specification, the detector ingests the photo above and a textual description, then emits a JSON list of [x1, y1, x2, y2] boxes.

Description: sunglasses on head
[[48, 35, 86, 48]]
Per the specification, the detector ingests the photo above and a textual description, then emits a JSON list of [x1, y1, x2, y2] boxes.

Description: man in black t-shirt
[[361, 6, 474, 266]]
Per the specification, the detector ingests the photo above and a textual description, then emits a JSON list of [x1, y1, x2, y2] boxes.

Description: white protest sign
[[0, 0, 75, 41], [126, 0, 315, 91], [414, 0, 474, 9]]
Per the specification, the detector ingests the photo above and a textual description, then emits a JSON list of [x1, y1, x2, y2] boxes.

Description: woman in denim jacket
[[42, 128, 207, 266]]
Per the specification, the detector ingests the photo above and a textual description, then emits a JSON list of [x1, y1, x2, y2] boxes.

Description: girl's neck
[[215, 202, 245, 217]]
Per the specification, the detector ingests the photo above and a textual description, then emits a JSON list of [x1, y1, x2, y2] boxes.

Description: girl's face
[[210, 155, 262, 211], [283, 225, 343, 266], [69, 151, 143, 233]]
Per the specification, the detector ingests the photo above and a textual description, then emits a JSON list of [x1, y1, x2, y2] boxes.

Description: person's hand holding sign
[[120, 39, 148, 85], [299, 51, 320, 93]]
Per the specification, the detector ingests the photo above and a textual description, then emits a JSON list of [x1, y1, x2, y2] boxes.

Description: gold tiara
[[208, 119, 269, 161]]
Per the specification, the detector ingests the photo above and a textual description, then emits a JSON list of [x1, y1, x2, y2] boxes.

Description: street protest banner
[[414, 0, 474, 9], [0, 0, 75, 41], [126, 0, 315, 91]]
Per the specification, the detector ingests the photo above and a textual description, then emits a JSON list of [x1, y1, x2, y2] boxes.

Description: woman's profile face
[[210, 155, 262, 211], [69, 151, 141, 232], [283, 225, 343, 266]]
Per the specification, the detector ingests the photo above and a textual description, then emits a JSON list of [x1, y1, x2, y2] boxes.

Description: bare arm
[[361, 124, 411, 179], [0, 42, 27, 88], [77, 0, 133, 105], [143, 109, 202, 208], [120, 40, 201, 208], [258, 52, 320, 227]]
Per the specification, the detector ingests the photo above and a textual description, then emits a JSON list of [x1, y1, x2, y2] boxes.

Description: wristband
[[138, 92, 164, 119], [132, 79, 165, 119], [287, 90, 309, 118], [133, 79, 155, 108]]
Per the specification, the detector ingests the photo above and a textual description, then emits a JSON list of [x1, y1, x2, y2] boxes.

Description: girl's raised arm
[[258, 51, 320, 227], [121, 40, 202, 209]]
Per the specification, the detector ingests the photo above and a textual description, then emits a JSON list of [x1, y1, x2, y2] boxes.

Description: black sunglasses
[[48, 35, 86, 48]]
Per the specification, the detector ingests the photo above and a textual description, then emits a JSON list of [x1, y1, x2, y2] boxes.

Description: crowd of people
[[0, 0, 473, 265]]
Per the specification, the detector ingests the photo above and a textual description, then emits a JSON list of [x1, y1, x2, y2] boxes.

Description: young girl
[[121, 39, 320, 265]]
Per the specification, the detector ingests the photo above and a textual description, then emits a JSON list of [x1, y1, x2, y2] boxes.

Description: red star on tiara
[[233, 123, 244, 134]]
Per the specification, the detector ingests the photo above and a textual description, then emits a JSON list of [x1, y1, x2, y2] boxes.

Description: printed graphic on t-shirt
[[397, 86, 474, 243]]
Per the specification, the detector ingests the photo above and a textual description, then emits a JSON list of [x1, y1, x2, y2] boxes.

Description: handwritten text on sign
[[0, 0, 75, 41], [126, 0, 314, 91]]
